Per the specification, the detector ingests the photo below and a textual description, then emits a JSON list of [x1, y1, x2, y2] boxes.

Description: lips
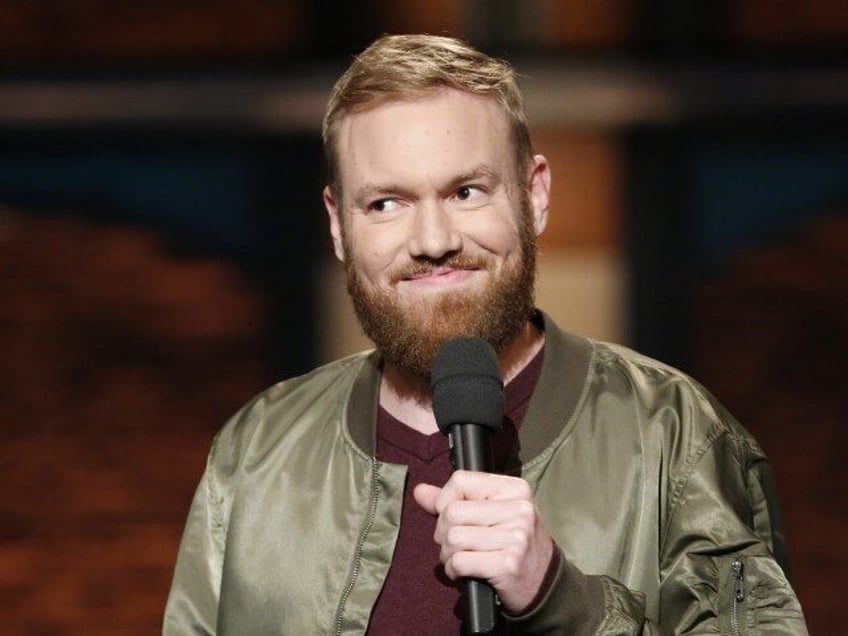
[[392, 256, 490, 285], [405, 266, 472, 281]]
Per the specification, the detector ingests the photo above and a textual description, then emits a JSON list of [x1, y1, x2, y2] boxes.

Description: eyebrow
[[446, 165, 500, 191]]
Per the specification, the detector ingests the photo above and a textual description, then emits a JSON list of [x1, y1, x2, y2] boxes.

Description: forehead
[[334, 90, 513, 188]]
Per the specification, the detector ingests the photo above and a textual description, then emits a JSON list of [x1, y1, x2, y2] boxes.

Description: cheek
[[462, 213, 523, 258], [347, 227, 405, 281]]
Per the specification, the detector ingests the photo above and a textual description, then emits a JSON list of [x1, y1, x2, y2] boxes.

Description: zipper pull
[[732, 558, 745, 602]]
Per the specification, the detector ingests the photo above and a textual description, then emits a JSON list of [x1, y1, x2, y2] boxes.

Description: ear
[[323, 185, 346, 262], [527, 154, 551, 237]]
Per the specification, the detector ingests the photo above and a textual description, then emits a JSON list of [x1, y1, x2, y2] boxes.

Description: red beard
[[343, 205, 537, 378]]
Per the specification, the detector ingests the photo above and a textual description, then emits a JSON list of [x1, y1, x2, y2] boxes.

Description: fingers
[[438, 523, 532, 573], [438, 497, 536, 532], [412, 471, 553, 613], [413, 472, 531, 517], [434, 470, 533, 513], [442, 524, 528, 554], [436, 500, 537, 577], [412, 482, 441, 515], [442, 539, 529, 583]]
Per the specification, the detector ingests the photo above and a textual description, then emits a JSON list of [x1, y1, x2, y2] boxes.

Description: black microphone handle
[[449, 423, 498, 635]]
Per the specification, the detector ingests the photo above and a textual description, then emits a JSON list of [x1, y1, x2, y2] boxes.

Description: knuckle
[[447, 552, 466, 578], [512, 500, 536, 525], [443, 501, 462, 525], [439, 545, 452, 564], [453, 470, 472, 486], [445, 525, 464, 547], [503, 552, 522, 577], [510, 527, 530, 551], [516, 499, 535, 518]]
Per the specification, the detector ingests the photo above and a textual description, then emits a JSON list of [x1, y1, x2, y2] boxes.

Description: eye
[[368, 198, 401, 214], [455, 185, 486, 203]]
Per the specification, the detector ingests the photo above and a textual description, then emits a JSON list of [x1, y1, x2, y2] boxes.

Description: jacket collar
[[518, 311, 593, 464], [344, 311, 594, 464]]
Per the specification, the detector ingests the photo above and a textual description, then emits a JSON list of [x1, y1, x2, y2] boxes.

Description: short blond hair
[[323, 34, 533, 196]]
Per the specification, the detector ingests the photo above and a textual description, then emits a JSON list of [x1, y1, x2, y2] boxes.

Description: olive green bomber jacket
[[163, 314, 808, 635]]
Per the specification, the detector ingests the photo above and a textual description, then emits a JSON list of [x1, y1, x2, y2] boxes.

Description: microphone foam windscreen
[[431, 337, 504, 434]]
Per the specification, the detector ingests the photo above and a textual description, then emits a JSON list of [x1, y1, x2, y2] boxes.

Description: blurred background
[[0, 1, 845, 634]]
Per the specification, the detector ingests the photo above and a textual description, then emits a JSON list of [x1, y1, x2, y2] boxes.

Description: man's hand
[[413, 471, 555, 614]]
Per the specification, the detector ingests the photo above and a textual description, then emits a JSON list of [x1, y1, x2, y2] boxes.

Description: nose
[[407, 200, 462, 259]]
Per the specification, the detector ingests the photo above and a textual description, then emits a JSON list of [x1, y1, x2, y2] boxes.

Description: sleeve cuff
[[501, 542, 606, 635]]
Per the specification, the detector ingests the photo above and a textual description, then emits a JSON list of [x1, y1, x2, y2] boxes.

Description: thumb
[[413, 482, 441, 515]]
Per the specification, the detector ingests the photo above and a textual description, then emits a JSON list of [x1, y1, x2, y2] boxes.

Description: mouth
[[405, 266, 473, 280], [391, 254, 492, 288], [396, 265, 480, 288]]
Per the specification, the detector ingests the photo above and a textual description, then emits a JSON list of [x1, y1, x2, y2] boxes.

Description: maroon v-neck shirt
[[366, 347, 544, 635]]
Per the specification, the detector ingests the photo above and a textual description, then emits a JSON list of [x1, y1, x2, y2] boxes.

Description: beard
[[343, 197, 538, 378]]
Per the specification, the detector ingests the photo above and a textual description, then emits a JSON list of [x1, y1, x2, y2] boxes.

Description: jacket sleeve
[[650, 427, 808, 635], [502, 550, 656, 635], [503, 424, 808, 634], [162, 442, 226, 636]]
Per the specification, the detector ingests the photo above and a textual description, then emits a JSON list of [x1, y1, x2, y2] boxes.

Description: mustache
[[389, 253, 492, 284]]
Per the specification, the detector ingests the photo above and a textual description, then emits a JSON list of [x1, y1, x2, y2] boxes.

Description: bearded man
[[164, 34, 807, 635]]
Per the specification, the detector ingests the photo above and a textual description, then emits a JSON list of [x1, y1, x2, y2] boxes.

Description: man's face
[[323, 90, 550, 377]]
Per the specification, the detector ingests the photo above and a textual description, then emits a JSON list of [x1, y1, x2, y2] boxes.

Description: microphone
[[431, 337, 504, 636]]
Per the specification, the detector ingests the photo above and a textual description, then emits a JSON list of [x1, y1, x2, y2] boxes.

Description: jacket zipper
[[730, 557, 745, 636], [334, 459, 381, 636]]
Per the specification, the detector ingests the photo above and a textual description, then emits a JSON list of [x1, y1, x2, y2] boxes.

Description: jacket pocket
[[717, 554, 807, 635]]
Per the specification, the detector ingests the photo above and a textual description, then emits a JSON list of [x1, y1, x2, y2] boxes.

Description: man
[[164, 34, 807, 635]]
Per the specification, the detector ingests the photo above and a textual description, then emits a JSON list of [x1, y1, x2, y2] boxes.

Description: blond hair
[[322, 34, 533, 196]]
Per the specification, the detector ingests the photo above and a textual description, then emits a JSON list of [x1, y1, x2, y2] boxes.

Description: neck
[[379, 321, 545, 435]]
